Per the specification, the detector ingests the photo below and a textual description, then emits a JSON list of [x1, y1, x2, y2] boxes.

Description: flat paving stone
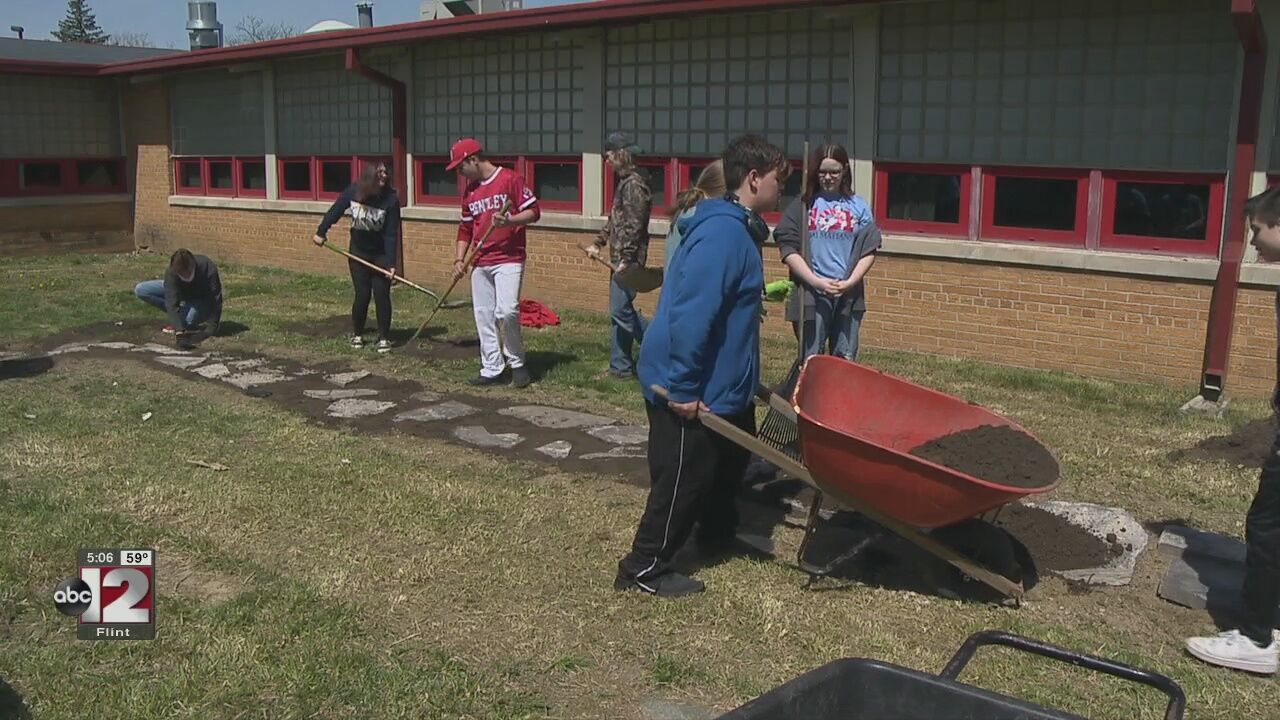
[[294, 368, 320, 376], [221, 371, 289, 389], [394, 401, 479, 423], [130, 343, 191, 355], [641, 698, 717, 720], [499, 405, 616, 429], [581, 446, 647, 460], [587, 425, 648, 446], [454, 425, 523, 449], [91, 342, 136, 350], [228, 358, 266, 370], [411, 390, 442, 403], [303, 388, 380, 400], [191, 363, 231, 379], [325, 370, 371, 387], [49, 343, 90, 355], [154, 355, 208, 369], [535, 440, 573, 459], [1028, 500, 1148, 586], [326, 398, 397, 418], [1159, 525, 1246, 565]]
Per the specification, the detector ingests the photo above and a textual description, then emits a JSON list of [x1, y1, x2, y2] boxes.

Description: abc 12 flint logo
[[52, 549, 156, 640]]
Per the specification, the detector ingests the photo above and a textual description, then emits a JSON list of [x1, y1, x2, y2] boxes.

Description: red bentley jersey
[[458, 166, 540, 267]]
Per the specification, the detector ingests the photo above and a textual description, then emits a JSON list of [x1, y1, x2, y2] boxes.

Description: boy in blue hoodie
[[615, 135, 790, 597]]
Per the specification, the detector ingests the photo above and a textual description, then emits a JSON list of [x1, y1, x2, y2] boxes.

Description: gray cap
[[604, 131, 643, 155]]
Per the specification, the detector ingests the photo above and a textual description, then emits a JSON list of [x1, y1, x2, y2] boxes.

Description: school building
[[2, 0, 1278, 397]]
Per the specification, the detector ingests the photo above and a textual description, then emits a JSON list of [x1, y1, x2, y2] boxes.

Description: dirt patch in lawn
[[282, 314, 480, 361], [162, 553, 247, 605], [1168, 418, 1274, 467], [909, 425, 1060, 489]]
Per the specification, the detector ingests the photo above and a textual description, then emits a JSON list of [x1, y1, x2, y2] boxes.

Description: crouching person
[[615, 135, 788, 597], [134, 248, 222, 348]]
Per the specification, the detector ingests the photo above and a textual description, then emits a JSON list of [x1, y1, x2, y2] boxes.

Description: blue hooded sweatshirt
[[638, 198, 763, 415]]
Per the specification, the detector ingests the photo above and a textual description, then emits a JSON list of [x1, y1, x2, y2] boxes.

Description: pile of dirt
[[909, 425, 1059, 489], [1168, 418, 1274, 467], [991, 504, 1121, 572]]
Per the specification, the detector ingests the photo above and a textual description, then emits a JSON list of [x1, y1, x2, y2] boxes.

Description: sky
[[3, 0, 589, 48]]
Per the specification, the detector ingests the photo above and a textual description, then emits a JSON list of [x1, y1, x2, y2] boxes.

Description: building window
[[174, 156, 265, 199], [3, 157, 126, 196], [21, 162, 63, 191], [604, 158, 674, 216], [176, 159, 203, 195], [206, 158, 235, 197], [875, 164, 970, 236], [238, 159, 267, 198], [980, 169, 1088, 246], [1100, 172, 1225, 257], [526, 158, 582, 213], [77, 159, 123, 191], [414, 157, 460, 206], [672, 157, 800, 222], [279, 158, 313, 199], [319, 158, 355, 200]]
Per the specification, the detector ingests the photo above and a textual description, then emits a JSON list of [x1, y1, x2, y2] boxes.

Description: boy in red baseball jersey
[[448, 138, 541, 387]]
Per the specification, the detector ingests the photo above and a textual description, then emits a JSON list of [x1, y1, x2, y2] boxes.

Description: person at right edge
[[774, 143, 880, 362], [1185, 185, 1280, 674], [615, 135, 788, 597], [587, 131, 652, 380]]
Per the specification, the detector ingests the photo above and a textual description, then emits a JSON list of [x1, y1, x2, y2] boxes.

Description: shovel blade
[[616, 264, 663, 293]]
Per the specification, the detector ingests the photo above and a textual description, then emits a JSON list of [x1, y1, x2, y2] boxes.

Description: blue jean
[[134, 280, 212, 328], [801, 294, 865, 361], [609, 274, 648, 375]]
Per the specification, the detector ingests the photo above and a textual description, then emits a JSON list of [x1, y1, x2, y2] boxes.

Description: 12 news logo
[[52, 549, 156, 640]]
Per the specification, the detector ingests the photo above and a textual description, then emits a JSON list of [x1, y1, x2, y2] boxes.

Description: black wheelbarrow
[[717, 630, 1186, 720]]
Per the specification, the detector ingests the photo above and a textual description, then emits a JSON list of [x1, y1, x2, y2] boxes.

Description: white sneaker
[[1186, 630, 1279, 674], [375, 339, 392, 354], [349, 334, 365, 348]]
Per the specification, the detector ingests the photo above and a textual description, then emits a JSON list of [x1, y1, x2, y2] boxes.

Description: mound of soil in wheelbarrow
[[909, 425, 1059, 489]]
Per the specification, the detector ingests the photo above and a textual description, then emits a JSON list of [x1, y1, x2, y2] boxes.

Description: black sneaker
[[614, 571, 705, 597], [606, 368, 636, 380], [468, 373, 508, 387], [511, 366, 531, 388]]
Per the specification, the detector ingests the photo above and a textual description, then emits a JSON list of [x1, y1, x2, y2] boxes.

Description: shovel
[[577, 242, 664, 293]]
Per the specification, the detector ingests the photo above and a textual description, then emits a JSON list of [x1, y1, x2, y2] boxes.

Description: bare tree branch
[[229, 16, 296, 45]]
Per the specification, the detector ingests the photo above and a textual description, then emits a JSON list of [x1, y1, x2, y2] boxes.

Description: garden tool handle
[[941, 630, 1186, 720]]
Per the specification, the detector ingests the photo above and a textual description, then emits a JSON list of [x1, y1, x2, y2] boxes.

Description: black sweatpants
[[348, 246, 391, 340], [1241, 429, 1280, 645], [617, 400, 756, 584]]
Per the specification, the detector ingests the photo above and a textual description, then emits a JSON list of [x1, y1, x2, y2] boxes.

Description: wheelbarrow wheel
[[927, 520, 1028, 595]]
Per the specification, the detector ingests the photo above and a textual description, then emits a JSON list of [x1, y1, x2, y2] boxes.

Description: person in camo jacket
[[586, 132, 653, 379]]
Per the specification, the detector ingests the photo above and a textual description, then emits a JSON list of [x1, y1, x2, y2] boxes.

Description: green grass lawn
[[2, 252, 1279, 719]]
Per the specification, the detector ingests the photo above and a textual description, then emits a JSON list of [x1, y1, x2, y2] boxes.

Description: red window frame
[[980, 166, 1089, 246], [677, 158, 717, 191], [2, 158, 126, 197], [236, 157, 268, 199], [1099, 170, 1226, 257], [414, 155, 462, 206], [316, 156, 357, 202], [173, 158, 205, 196], [203, 157, 236, 198], [524, 156, 582, 213], [277, 157, 315, 200], [604, 158, 677, 215], [873, 163, 972, 237]]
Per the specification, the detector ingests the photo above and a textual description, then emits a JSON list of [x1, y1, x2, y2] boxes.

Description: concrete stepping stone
[[49, 343, 90, 355], [1156, 525, 1264, 615], [228, 358, 266, 370], [1028, 500, 1147, 586], [222, 370, 288, 389], [412, 390, 442, 403], [294, 368, 320, 376], [130, 343, 191, 355], [499, 405, 616, 429], [581, 446, 646, 460], [154, 355, 209, 369], [454, 425, 523, 449], [191, 363, 231, 379], [535, 440, 573, 459], [394, 401, 478, 423], [303, 388, 380, 400], [641, 698, 716, 720], [326, 398, 397, 418], [1159, 525, 1245, 564], [326, 370, 371, 387], [91, 341, 136, 350], [587, 425, 648, 446]]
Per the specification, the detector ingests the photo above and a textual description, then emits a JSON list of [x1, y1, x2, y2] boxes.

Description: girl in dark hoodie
[[313, 162, 402, 353]]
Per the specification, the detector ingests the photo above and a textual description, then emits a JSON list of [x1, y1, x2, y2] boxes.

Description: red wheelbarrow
[[654, 356, 1061, 600]]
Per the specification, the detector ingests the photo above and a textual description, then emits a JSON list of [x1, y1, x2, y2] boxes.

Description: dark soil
[[909, 425, 1060, 489], [282, 315, 480, 361], [991, 504, 1111, 571], [1167, 418, 1274, 467]]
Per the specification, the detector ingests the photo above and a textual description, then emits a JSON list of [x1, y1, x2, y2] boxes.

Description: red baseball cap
[[447, 138, 483, 171]]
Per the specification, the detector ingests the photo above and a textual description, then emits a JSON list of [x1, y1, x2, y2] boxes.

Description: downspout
[[345, 47, 407, 273], [1199, 0, 1266, 402]]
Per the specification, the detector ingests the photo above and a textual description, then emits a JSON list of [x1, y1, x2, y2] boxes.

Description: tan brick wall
[[0, 201, 133, 257]]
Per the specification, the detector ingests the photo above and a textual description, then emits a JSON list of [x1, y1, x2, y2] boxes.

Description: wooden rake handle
[[409, 198, 512, 344], [577, 242, 616, 272], [319, 242, 440, 300]]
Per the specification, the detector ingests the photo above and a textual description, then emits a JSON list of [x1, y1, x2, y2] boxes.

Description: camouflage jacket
[[595, 170, 651, 266]]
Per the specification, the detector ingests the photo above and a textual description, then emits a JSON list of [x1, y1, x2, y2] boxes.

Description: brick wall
[[0, 201, 133, 257]]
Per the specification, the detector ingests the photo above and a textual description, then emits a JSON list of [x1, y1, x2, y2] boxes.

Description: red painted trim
[[96, 0, 859, 77], [979, 166, 1089, 246], [316, 156, 356, 201], [174, 158, 203, 196], [1097, 171, 1226, 257], [1200, 0, 1266, 399], [414, 156, 462, 206], [872, 162, 971, 237], [236, 157, 268, 198], [204, 157, 236, 197], [526, 157, 583, 213], [0, 59, 102, 77], [0, 160, 16, 196], [346, 48, 406, 222], [278, 157, 316, 200]]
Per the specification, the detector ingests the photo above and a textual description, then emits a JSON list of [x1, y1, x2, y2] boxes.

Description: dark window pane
[[282, 161, 311, 192], [321, 161, 351, 194], [178, 161, 202, 189], [533, 163, 579, 203], [208, 161, 233, 190], [992, 176, 1078, 231], [240, 161, 266, 191], [77, 160, 121, 190], [422, 163, 456, 197], [640, 165, 667, 210], [1113, 182, 1211, 240], [687, 163, 711, 189], [886, 172, 962, 224], [21, 162, 62, 189], [778, 167, 803, 214]]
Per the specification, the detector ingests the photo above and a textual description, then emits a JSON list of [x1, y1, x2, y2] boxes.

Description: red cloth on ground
[[519, 299, 560, 328]]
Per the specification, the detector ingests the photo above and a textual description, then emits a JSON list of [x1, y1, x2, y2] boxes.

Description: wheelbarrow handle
[[940, 630, 1186, 720]]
